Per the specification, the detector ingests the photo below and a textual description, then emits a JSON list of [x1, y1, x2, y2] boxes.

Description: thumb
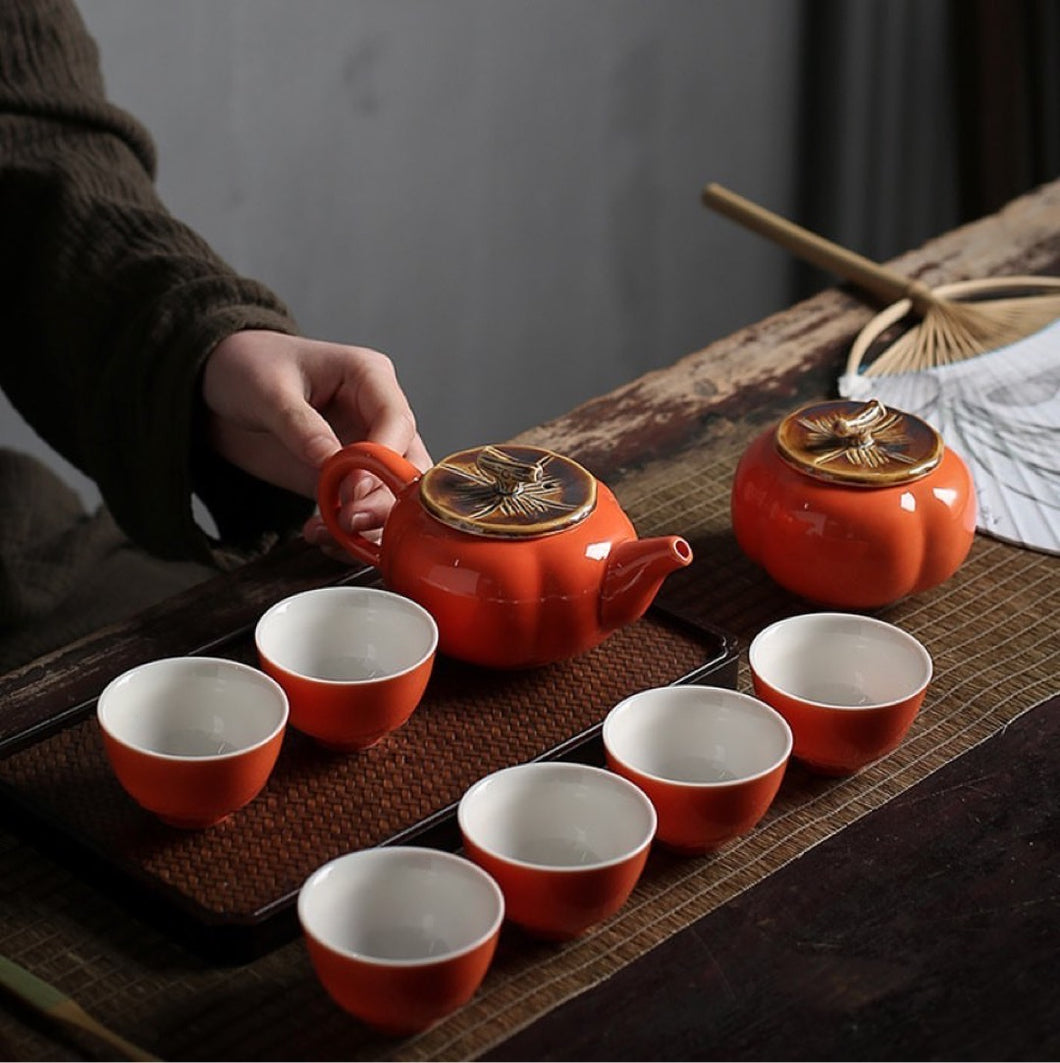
[[268, 400, 341, 469]]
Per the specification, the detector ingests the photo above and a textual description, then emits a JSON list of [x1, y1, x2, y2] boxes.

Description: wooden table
[[1, 180, 1058, 1062]]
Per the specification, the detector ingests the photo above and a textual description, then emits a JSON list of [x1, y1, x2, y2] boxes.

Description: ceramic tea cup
[[254, 586, 438, 751], [457, 761, 656, 941], [96, 656, 288, 829], [749, 612, 933, 775], [602, 685, 792, 854], [298, 846, 504, 1036]]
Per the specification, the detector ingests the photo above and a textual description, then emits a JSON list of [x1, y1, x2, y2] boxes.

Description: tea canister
[[730, 399, 976, 608]]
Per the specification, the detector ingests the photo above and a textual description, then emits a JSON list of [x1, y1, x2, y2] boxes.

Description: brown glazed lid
[[775, 399, 944, 486], [419, 444, 597, 537]]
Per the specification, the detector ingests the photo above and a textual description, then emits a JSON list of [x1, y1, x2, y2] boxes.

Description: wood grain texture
[[514, 178, 1060, 475]]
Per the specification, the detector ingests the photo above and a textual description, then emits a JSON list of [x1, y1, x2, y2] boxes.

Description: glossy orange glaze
[[605, 753, 789, 855], [304, 928, 499, 1036], [460, 835, 650, 941], [750, 671, 926, 776], [731, 427, 977, 608], [256, 652, 433, 751], [318, 443, 692, 668], [100, 729, 284, 829]]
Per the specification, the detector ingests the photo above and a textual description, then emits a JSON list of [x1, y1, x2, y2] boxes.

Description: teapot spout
[[600, 536, 693, 633]]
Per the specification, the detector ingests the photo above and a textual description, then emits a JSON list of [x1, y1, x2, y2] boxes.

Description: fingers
[[405, 432, 434, 473], [305, 344, 432, 530], [340, 350, 423, 459], [203, 332, 433, 539], [301, 514, 354, 563], [342, 480, 397, 530], [265, 397, 341, 470], [302, 484, 389, 563]]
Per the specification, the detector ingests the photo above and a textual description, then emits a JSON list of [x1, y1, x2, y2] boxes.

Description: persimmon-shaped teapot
[[317, 442, 693, 669]]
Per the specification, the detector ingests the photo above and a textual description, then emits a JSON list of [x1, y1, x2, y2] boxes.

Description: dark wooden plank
[[0, 541, 351, 753], [484, 694, 1060, 1062]]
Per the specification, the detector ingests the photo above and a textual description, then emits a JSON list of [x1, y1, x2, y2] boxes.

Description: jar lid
[[775, 399, 944, 486], [419, 444, 597, 537]]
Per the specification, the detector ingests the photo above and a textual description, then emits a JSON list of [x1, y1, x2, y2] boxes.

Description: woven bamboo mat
[[1, 420, 1056, 1063]]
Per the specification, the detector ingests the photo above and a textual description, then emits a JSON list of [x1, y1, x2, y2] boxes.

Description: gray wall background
[[3, 0, 975, 510], [1, 0, 806, 508]]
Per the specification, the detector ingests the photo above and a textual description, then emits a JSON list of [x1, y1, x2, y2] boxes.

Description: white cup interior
[[255, 587, 438, 683], [298, 847, 504, 963], [749, 612, 933, 708], [603, 685, 792, 784], [97, 657, 288, 758], [458, 762, 656, 869]]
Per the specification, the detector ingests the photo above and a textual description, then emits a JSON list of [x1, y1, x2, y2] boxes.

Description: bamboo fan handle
[[700, 183, 935, 310], [0, 953, 159, 1061]]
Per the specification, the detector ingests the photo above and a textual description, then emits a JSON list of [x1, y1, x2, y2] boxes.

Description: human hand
[[202, 330, 432, 549]]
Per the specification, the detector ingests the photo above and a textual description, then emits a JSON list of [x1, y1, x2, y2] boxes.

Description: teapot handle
[[316, 442, 422, 568]]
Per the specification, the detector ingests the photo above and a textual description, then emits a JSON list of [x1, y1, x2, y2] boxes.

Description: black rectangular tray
[[0, 602, 738, 962]]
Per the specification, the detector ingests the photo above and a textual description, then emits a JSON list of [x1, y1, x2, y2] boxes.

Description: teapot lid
[[419, 444, 597, 537], [775, 398, 944, 486]]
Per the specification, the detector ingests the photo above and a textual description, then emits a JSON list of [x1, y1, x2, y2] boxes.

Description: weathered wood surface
[[516, 177, 1060, 475]]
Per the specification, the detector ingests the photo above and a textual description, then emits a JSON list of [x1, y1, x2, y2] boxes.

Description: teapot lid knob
[[420, 444, 597, 537], [775, 399, 944, 486]]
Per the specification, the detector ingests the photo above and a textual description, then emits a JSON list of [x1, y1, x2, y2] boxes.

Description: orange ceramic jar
[[730, 399, 977, 609]]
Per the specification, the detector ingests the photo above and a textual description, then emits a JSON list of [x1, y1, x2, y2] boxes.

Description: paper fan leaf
[[839, 318, 1060, 554]]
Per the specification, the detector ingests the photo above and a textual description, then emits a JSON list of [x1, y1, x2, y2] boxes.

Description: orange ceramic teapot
[[317, 442, 693, 669], [731, 399, 976, 609]]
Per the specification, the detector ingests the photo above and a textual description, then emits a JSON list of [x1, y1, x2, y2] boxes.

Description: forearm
[[0, 0, 311, 562]]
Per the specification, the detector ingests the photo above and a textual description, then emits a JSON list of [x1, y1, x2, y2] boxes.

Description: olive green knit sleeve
[[0, 0, 314, 566]]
